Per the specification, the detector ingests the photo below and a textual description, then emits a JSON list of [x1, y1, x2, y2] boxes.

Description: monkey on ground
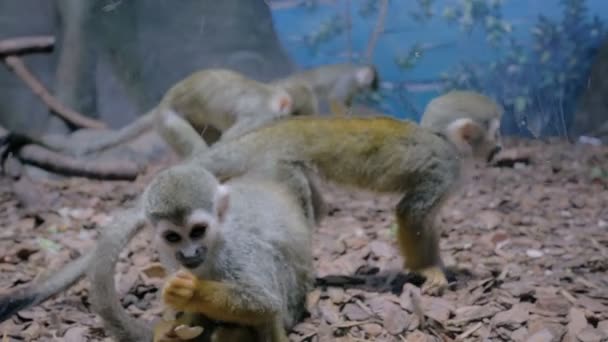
[[271, 63, 379, 117], [184, 104, 501, 294], [0, 91, 502, 325], [102, 165, 313, 341], [0, 162, 314, 341], [1, 68, 318, 160]]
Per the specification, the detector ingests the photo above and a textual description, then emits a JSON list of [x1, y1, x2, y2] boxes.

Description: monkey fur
[[8, 68, 318, 158], [271, 63, 380, 117], [0, 90, 501, 324], [188, 108, 501, 294], [90, 164, 313, 341]]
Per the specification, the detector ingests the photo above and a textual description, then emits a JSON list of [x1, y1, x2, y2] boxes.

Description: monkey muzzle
[[176, 246, 207, 269], [487, 145, 502, 163]]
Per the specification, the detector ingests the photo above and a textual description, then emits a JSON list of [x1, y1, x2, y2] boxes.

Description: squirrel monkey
[[92, 165, 313, 341], [271, 63, 379, 117], [2, 68, 318, 159], [0, 164, 313, 341], [420, 90, 503, 163], [188, 109, 501, 294]]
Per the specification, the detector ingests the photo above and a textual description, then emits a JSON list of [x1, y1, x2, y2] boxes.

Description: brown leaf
[[326, 287, 345, 304], [576, 327, 607, 342], [421, 296, 454, 323], [405, 330, 432, 342], [62, 326, 89, 342], [491, 304, 530, 328], [318, 299, 341, 325], [368, 240, 395, 259], [567, 307, 588, 336], [524, 328, 554, 342], [381, 302, 411, 335], [341, 302, 372, 321], [361, 323, 383, 337]]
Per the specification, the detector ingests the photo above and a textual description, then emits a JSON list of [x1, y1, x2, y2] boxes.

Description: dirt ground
[[0, 138, 607, 342]]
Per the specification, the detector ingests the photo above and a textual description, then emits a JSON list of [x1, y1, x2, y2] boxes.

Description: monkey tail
[[77, 110, 157, 156], [0, 252, 94, 323], [87, 208, 151, 342]]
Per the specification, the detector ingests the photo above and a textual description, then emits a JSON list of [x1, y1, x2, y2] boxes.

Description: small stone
[[526, 249, 544, 258]]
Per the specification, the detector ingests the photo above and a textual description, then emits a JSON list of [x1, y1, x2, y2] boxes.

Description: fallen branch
[[0, 36, 55, 56], [3, 55, 106, 130], [16, 145, 140, 181]]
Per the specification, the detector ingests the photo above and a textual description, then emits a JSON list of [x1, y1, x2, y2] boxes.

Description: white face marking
[[356, 67, 374, 87], [488, 118, 501, 142]]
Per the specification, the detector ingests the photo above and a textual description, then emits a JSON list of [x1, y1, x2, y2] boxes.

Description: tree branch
[[0, 36, 55, 56], [0, 125, 139, 181], [2, 55, 106, 130], [364, 0, 388, 63]]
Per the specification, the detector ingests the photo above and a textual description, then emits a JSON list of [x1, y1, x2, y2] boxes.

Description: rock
[[526, 249, 544, 258]]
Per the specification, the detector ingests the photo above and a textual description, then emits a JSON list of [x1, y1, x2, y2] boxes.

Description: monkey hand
[[162, 270, 200, 312], [418, 266, 448, 296], [154, 319, 204, 342]]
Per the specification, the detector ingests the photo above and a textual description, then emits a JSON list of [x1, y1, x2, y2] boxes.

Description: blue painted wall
[[270, 0, 608, 137]]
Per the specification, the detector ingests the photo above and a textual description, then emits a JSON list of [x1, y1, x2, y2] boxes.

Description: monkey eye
[[190, 223, 208, 239], [163, 231, 182, 243]]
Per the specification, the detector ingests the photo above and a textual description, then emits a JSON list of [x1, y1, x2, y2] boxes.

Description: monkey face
[[480, 118, 502, 163], [154, 209, 222, 272], [446, 117, 502, 164], [368, 66, 380, 91]]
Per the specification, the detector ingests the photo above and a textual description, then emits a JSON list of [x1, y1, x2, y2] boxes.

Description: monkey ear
[[446, 118, 482, 153], [214, 185, 230, 223], [355, 67, 375, 87], [270, 91, 294, 115]]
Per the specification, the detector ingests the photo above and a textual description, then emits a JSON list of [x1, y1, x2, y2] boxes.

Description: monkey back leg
[[395, 183, 450, 295]]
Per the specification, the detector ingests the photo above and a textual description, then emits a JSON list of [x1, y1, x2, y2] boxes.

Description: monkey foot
[[418, 266, 448, 296]]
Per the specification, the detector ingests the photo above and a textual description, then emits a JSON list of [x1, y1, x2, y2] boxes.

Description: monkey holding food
[[0, 90, 503, 331]]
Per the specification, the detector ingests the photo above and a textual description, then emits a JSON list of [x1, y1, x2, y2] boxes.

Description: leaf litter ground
[[0, 138, 607, 342]]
